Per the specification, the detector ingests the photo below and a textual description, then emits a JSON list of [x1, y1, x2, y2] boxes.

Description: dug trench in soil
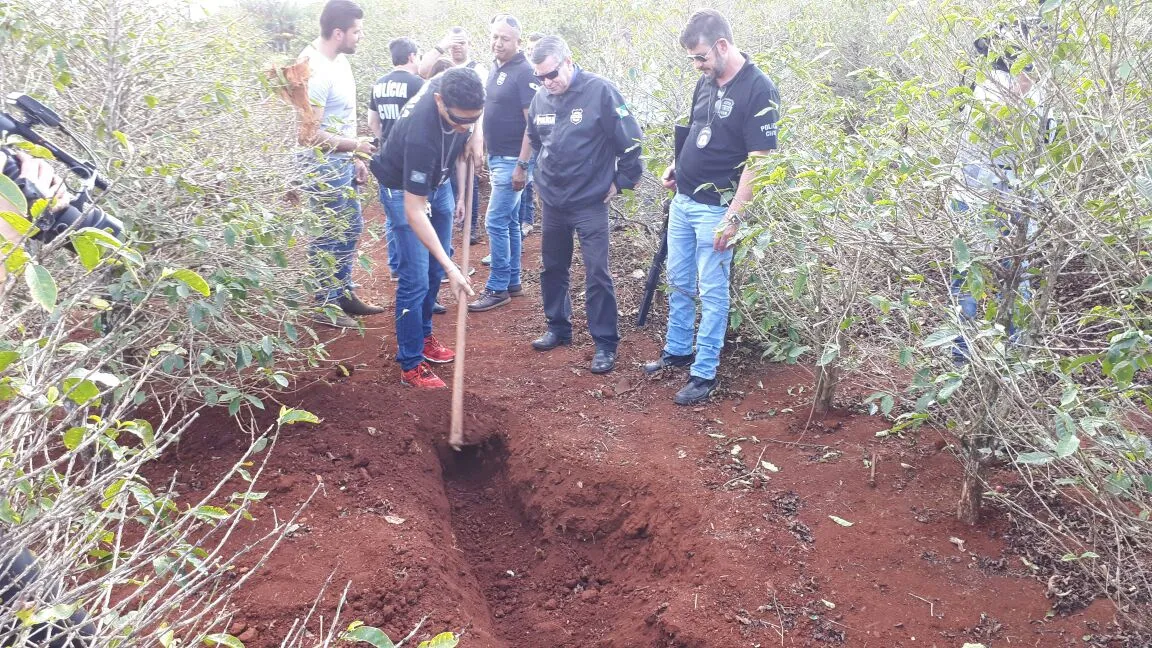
[[156, 202, 1131, 647]]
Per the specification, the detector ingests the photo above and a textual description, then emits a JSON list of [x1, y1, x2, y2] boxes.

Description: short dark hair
[[527, 32, 544, 43], [319, 0, 363, 39], [389, 37, 418, 66], [429, 57, 453, 77], [679, 9, 733, 50], [439, 67, 484, 111]]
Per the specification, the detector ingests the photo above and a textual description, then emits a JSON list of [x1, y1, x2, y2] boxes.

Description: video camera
[[0, 93, 122, 244]]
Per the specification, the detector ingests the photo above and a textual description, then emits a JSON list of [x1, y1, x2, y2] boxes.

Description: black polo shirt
[[483, 52, 538, 157], [368, 69, 424, 143], [371, 76, 473, 196], [675, 54, 780, 206]]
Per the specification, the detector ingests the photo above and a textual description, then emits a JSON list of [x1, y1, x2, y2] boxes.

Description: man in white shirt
[[298, 0, 381, 329]]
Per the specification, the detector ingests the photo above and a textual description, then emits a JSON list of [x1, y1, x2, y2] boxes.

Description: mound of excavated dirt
[[150, 206, 1131, 648]]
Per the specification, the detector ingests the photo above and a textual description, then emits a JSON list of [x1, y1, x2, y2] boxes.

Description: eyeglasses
[[446, 109, 480, 125], [535, 65, 563, 82], [490, 13, 520, 29], [686, 40, 720, 63]]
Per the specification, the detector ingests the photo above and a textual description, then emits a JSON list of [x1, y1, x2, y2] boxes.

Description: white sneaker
[[521, 223, 533, 237]]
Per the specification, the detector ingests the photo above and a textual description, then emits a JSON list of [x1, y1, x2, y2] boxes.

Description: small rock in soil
[[543, 598, 558, 610], [579, 588, 600, 603], [228, 621, 247, 635], [237, 627, 258, 643]]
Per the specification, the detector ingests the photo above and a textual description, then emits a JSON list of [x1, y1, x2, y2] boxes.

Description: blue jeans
[[303, 157, 362, 303], [949, 197, 1033, 362], [380, 183, 455, 371], [663, 193, 732, 380], [520, 180, 535, 225], [378, 186, 400, 276], [484, 155, 524, 291]]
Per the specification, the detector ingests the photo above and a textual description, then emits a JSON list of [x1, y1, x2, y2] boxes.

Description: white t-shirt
[[300, 41, 357, 156]]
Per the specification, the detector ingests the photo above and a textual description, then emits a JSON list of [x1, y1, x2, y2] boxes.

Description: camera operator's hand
[[0, 149, 71, 211]]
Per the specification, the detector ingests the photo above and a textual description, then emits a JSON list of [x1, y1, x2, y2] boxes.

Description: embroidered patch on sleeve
[[615, 104, 630, 118], [410, 170, 427, 184]]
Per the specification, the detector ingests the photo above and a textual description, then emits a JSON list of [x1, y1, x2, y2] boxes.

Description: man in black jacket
[[526, 35, 643, 374]]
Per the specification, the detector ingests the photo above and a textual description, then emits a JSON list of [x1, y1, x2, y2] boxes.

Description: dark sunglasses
[[446, 109, 480, 125], [490, 13, 520, 29], [687, 40, 720, 63], [535, 66, 562, 82]]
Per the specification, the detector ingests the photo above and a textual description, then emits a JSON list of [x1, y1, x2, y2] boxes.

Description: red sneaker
[[422, 334, 455, 364], [400, 362, 446, 389]]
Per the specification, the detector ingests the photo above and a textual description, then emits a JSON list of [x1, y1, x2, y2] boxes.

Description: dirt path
[[163, 203, 1118, 647]]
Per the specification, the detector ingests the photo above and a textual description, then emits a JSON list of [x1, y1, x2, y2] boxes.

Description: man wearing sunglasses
[[643, 9, 781, 405], [526, 35, 643, 374], [466, 14, 539, 313], [370, 68, 483, 389]]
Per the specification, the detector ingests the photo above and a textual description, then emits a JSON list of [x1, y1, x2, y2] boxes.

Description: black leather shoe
[[508, 284, 523, 296], [432, 302, 447, 315], [674, 376, 717, 406], [339, 294, 386, 316], [468, 289, 511, 312], [531, 331, 571, 351], [642, 352, 695, 375], [590, 349, 617, 374]]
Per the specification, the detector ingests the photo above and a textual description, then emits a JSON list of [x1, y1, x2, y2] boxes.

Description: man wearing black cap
[[526, 35, 643, 374], [370, 67, 482, 389], [644, 9, 781, 405]]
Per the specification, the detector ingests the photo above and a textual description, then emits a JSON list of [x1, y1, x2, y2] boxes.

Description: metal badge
[[696, 126, 712, 149]]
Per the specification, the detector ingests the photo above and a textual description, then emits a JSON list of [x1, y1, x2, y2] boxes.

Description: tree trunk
[[813, 363, 838, 415], [957, 439, 986, 525]]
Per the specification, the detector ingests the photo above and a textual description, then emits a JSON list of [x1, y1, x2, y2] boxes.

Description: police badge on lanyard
[[696, 126, 712, 149]]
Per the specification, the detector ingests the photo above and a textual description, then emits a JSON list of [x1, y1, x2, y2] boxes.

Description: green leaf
[[2, 241, 31, 273], [342, 626, 396, 648], [923, 327, 959, 348], [63, 378, 100, 405], [0, 174, 28, 215], [24, 264, 58, 312], [162, 268, 211, 297], [816, 343, 839, 367], [63, 427, 86, 451], [1, 210, 35, 236], [1016, 451, 1055, 466], [1054, 410, 1076, 438], [417, 632, 459, 648], [952, 238, 971, 271], [278, 406, 319, 425], [828, 515, 854, 527], [1055, 435, 1080, 458], [203, 633, 245, 648], [1039, 0, 1063, 13], [72, 234, 102, 270], [0, 350, 19, 371], [193, 505, 230, 522], [27, 604, 79, 626]]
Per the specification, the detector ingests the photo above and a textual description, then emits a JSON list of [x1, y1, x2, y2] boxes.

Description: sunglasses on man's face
[[535, 66, 563, 82], [447, 109, 480, 125], [687, 40, 720, 63]]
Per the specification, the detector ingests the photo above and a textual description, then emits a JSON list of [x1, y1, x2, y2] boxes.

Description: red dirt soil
[[159, 203, 1123, 648]]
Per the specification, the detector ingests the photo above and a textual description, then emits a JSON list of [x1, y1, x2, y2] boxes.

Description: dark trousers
[[540, 201, 619, 352]]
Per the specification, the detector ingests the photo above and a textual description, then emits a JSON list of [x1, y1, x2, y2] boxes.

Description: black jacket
[[527, 68, 643, 210]]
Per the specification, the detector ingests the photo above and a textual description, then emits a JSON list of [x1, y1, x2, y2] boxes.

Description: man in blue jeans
[[644, 9, 781, 405], [297, 0, 383, 329], [370, 68, 482, 388], [468, 14, 539, 312]]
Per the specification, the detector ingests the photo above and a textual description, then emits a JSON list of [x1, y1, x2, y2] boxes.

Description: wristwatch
[[516, 159, 530, 170]]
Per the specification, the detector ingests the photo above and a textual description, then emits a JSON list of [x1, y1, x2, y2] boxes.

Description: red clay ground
[[160, 202, 1126, 647]]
